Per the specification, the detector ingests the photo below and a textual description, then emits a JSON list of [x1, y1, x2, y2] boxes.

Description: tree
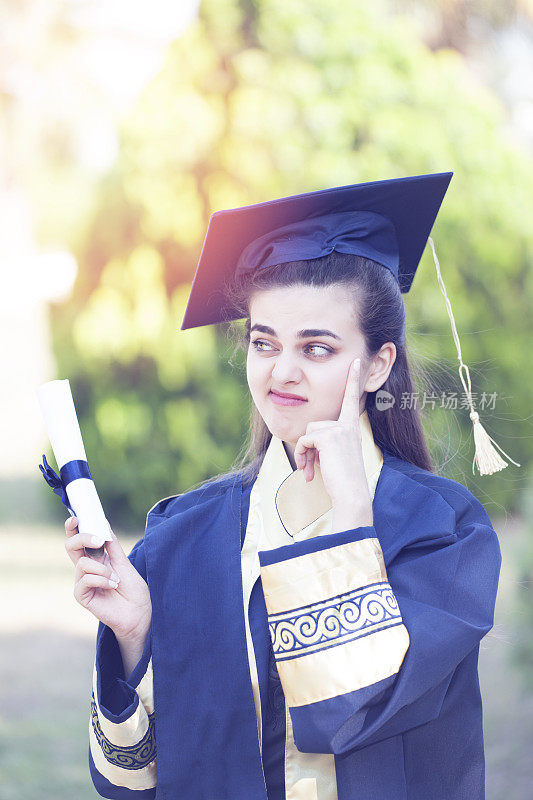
[[49, 0, 532, 528]]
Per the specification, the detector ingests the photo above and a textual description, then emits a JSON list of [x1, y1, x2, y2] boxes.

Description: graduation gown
[[241, 410, 385, 798], [88, 413, 501, 800]]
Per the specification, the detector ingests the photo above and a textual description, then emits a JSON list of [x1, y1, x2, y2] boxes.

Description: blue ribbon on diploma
[[38, 453, 93, 515]]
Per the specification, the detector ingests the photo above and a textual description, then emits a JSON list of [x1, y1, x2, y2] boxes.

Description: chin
[[264, 416, 301, 444]]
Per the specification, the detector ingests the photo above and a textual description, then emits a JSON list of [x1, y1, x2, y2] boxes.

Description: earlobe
[[366, 346, 395, 393], [365, 371, 390, 393]]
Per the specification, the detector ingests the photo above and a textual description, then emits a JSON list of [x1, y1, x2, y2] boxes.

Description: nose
[[271, 351, 303, 384]]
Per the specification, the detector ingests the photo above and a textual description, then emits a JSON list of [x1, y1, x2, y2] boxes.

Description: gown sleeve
[[257, 497, 501, 756], [88, 536, 157, 799]]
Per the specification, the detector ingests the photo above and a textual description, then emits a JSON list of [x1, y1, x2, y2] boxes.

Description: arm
[[89, 537, 157, 799], [258, 513, 501, 755], [117, 623, 151, 681]]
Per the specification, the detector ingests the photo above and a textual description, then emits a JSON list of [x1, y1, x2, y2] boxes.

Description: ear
[[363, 342, 396, 392]]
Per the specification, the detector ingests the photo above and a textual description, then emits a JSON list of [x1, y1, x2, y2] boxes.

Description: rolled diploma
[[37, 379, 112, 543]]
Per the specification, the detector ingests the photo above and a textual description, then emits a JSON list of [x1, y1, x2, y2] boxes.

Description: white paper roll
[[36, 379, 112, 542]]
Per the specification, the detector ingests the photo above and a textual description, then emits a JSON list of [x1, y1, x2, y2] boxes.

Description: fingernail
[[90, 535, 105, 546], [110, 571, 119, 582], [108, 579, 119, 589]]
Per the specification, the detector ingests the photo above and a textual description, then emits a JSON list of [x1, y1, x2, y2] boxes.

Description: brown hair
[[189, 250, 440, 492]]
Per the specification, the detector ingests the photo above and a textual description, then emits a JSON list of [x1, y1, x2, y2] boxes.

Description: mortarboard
[[181, 172, 519, 476], [181, 172, 453, 329]]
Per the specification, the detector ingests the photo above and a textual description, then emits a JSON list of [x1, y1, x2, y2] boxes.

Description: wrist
[[116, 625, 151, 683], [114, 612, 152, 646], [331, 499, 373, 531]]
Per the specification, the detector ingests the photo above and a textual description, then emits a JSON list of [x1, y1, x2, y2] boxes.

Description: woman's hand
[[293, 358, 373, 527], [65, 517, 152, 643]]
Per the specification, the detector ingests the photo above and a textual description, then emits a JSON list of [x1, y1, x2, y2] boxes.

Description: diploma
[[37, 378, 112, 557]]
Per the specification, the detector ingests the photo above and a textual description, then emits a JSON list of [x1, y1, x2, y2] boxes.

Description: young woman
[[63, 173, 504, 800]]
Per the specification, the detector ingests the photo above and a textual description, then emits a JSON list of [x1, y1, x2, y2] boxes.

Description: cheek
[[246, 352, 266, 397], [318, 371, 349, 415], [245, 353, 254, 391]]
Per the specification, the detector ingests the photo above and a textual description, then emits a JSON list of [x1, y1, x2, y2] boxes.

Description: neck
[[282, 441, 298, 470]]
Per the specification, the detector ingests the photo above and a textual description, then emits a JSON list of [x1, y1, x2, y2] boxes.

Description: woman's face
[[246, 283, 390, 447]]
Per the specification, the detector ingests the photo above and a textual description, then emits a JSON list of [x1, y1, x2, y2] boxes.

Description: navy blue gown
[[88, 447, 501, 800]]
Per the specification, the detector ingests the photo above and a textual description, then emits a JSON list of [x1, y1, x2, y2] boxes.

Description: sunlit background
[[1, 0, 533, 797]]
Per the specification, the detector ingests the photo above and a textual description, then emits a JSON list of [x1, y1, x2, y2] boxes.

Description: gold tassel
[[427, 237, 520, 476]]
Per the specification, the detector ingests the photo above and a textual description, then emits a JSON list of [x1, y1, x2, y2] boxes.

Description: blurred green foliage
[[46, 0, 531, 529], [510, 471, 533, 686]]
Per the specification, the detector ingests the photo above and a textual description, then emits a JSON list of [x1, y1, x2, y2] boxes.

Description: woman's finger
[[305, 420, 337, 433], [65, 529, 108, 566], [304, 449, 316, 482], [73, 572, 120, 608], [338, 358, 360, 424], [310, 448, 320, 480], [294, 448, 305, 470], [65, 516, 79, 536], [303, 450, 310, 479], [74, 555, 119, 585], [295, 436, 318, 481], [100, 521, 131, 569], [294, 433, 320, 464]]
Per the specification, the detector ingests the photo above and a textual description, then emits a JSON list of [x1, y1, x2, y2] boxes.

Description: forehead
[[248, 284, 358, 334]]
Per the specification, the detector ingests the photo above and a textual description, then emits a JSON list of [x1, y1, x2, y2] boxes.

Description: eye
[[306, 344, 333, 357], [250, 339, 333, 358], [250, 339, 275, 352]]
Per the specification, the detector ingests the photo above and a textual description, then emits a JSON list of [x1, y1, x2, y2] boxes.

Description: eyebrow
[[250, 324, 342, 341]]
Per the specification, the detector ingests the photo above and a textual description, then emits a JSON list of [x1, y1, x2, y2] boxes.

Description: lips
[[270, 389, 306, 400], [269, 389, 307, 407]]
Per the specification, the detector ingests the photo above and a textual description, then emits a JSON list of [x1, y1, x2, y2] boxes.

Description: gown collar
[[256, 409, 383, 539]]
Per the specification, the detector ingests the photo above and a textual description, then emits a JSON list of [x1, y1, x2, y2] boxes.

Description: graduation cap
[[181, 171, 519, 476]]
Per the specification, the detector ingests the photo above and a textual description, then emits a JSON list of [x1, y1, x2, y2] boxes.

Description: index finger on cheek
[[353, 358, 360, 395]]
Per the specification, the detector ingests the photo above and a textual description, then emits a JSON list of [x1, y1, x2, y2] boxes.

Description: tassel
[[427, 237, 520, 476]]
